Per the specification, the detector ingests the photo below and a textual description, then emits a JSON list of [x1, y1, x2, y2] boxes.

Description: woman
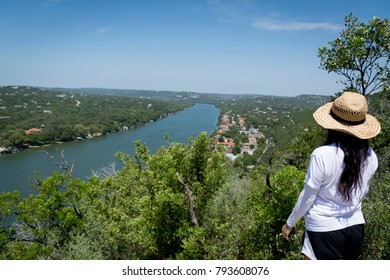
[[282, 91, 381, 260]]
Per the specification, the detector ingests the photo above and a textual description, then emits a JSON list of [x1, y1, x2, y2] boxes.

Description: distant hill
[[49, 87, 204, 101], [45, 87, 330, 107]]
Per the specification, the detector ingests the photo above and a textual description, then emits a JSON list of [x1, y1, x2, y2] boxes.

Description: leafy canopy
[[318, 13, 390, 95]]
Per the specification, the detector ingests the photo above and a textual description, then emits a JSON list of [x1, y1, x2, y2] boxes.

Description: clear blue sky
[[1, 0, 389, 96]]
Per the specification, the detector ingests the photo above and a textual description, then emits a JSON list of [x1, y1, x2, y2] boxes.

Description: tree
[[4, 130, 25, 148], [73, 123, 88, 138], [1, 173, 87, 259], [318, 13, 390, 95], [362, 170, 390, 259], [243, 166, 306, 259]]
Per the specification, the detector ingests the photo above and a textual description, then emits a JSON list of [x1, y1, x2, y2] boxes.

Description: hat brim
[[313, 102, 381, 139]]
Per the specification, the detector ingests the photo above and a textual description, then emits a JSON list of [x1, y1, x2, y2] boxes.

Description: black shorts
[[306, 224, 365, 260]]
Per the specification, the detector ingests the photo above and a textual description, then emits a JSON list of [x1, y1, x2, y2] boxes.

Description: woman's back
[[304, 144, 378, 232]]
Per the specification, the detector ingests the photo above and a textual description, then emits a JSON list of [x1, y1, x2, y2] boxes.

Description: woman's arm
[[282, 184, 318, 241]]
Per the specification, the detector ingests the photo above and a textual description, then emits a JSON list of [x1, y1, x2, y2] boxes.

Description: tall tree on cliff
[[318, 13, 390, 95]]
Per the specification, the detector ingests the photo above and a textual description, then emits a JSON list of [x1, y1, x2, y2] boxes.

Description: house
[[24, 128, 42, 135], [226, 153, 238, 161], [216, 141, 236, 153]]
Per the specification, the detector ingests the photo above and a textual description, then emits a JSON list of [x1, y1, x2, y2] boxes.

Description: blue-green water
[[0, 103, 219, 196]]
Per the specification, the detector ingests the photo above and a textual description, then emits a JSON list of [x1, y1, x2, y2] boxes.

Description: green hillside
[[0, 86, 388, 260], [0, 86, 193, 151]]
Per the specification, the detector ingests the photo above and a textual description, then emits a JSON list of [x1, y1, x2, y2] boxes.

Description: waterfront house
[[24, 128, 42, 135]]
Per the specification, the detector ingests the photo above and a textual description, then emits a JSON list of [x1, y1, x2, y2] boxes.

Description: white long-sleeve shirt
[[287, 143, 378, 232]]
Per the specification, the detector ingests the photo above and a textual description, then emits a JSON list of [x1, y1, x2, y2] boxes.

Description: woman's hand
[[282, 224, 293, 241]]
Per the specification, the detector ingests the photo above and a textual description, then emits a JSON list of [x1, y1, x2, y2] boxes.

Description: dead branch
[[90, 162, 117, 179], [177, 172, 198, 227], [265, 153, 274, 202], [41, 149, 76, 179]]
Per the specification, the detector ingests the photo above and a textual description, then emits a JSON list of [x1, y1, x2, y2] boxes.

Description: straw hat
[[313, 92, 381, 139]]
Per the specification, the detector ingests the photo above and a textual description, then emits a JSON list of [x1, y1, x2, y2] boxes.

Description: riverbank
[[0, 146, 26, 154], [0, 103, 220, 195], [0, 106, 193, 155], [0, 86, 195, 155]]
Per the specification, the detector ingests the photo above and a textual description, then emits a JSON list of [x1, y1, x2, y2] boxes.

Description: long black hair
[[324, 130, 369, 201]]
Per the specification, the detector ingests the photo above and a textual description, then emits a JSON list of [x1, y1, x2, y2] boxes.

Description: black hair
[[324, 130, 369, 201]]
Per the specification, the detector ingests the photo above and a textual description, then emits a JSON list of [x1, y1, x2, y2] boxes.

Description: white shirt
[[287, 143, 378, 232]]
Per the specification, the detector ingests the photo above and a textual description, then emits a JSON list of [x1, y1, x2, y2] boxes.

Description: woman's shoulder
[[367, 146, 378, 164], [368, 146, 377, 157], [312, 143, 339, 155], [310, 144, 344, 164]]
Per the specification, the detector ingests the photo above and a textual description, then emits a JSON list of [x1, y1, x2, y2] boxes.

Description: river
[[0, 103, 220, 196]]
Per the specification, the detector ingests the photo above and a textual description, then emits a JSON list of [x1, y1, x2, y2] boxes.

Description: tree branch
[[177, 173, 198, 227], [265, 153, 274, 202], [41, 149, 75, 179]]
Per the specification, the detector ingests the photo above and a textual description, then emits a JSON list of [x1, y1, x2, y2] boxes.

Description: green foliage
[[0, 88, 388, 260], [318, 13, 390, 95], [0, 86, 193, 149], [362, 170, 390, 259], [3, 173, 88, 259], [0, 192, 19, 259], [369, 91, 390, 158], [286, 125, 327, 170], [361, 90, 390, 259], [243, 166, 306, 259], [0, 132, 229, 260], [214, 94, 326, 171], [0, 117, 389, 260], [179, 171, 253, 260]]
